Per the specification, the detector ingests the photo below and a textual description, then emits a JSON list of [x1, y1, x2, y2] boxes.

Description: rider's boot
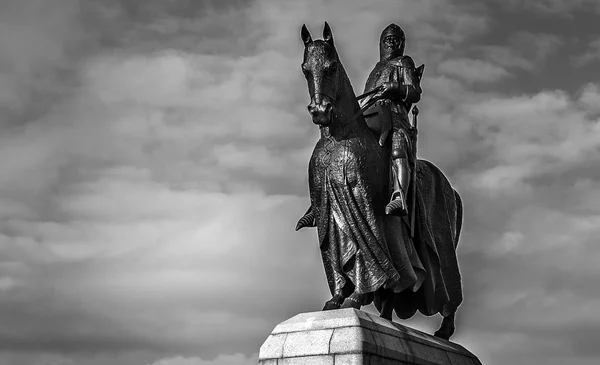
[[385, 158, 410, 216]]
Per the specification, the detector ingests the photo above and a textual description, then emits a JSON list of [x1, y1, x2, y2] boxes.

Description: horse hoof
[[323, 293, 344, 311], [322, 300, 342, 311], [340, 294, 362, 309], [433, 327, 455, 341], [379, 311, 393, 321]]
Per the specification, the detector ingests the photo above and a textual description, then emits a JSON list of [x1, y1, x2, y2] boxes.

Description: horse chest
[[309, 138, 368, 188]]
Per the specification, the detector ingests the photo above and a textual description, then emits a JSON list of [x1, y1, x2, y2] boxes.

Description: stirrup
[[385, 195, 407, 216]]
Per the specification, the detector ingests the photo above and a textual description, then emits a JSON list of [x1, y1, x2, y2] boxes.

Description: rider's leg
[[386, 132, 411, 216]]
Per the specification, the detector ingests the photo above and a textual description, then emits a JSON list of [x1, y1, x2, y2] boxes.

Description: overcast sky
[[0, 0, 599, 364]]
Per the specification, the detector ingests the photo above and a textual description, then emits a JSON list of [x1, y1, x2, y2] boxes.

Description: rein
[[348, 85, 384, 122], [356, 86, 383, 101]]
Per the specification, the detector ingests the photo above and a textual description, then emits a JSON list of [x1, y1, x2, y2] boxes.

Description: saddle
[[364, 102, 392, 147]]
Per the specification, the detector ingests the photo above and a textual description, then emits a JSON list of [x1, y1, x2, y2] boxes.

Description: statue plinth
[[259, 309, 482, 365]]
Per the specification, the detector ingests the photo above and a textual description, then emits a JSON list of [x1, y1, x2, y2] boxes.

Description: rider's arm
[[384, 56, 422, 104]]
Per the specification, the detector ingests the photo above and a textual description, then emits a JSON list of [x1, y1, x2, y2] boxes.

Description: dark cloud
[[501, 0, 600, 16], [571, 38, 600, 66]]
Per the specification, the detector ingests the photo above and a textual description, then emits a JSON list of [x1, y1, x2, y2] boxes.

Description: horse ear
[[301, 24, 313, 46], [416, 64, 425, 79], [323, 21, 334, 47]]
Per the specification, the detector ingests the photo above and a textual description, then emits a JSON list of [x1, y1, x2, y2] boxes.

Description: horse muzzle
[[307, 100, 333, 126]]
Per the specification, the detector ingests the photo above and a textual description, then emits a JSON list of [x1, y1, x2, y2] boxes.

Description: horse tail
[[453, 189, 463, 249]]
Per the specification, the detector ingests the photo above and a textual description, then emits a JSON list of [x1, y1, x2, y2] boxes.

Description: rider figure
[[364, 23, 422, 217]]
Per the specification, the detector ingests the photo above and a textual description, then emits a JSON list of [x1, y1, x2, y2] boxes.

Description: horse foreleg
[[340, 291, 371, 309], [322, 291, 344, 311], [434, 311, 456, 340]]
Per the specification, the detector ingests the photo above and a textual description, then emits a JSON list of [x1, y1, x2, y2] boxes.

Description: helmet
[[379, 23, 406, 61]]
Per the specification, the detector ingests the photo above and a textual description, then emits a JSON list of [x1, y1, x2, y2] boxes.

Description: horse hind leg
[[434, 311, 456, 340], [433, 190, 462, 339], [379, 297, 394, 320], [373, 288, 394, 320]]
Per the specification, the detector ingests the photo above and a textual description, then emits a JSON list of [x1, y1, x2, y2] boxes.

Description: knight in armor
[[363, 23, 423, 217]]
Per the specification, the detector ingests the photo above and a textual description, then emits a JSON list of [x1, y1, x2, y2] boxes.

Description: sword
[[410, 105, 419, 238]]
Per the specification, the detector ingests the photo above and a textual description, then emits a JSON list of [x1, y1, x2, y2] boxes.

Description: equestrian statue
[[295, 22, 463, 340]]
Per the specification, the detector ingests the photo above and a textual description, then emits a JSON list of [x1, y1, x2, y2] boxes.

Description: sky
[[0, 0, 599, 364]]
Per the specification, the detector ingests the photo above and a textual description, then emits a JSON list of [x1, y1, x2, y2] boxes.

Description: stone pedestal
[[259, 309, 482, 365]]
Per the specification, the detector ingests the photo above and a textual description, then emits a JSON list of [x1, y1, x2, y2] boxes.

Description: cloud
[[503, 0, 600, 15], [456, 89, 600, 193], [470, 32, 563, 75], [438, 58, 511, 83], [571, 38, 600, 66], [0, 0, 83, 118], [0, 350, 165, 365], [149, 353, 258, 365], [0, 176, 328, 355], [511, 31, 563, 61], [578, 82, 600, 114], [440, 80, 600, 362]]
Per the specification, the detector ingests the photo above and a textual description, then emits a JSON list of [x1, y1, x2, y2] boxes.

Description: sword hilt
[[412, 105, 419, 127]]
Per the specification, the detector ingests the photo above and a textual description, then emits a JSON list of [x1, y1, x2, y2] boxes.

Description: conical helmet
[[379, 23, 405, 61]]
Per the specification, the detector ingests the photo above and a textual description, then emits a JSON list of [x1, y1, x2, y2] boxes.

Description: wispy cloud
[[503, 0, 600, 16], [149, 354, 258, 365], [571, 37, 600, 66], [578, 82, 600, 114], [438, 58, 511, 83]]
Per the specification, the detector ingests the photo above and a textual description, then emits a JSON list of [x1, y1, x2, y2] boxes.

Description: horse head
[[300, 22, 342, 126]]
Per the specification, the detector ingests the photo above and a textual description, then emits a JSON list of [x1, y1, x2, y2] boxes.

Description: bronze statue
[[296, 22, 464, 340]]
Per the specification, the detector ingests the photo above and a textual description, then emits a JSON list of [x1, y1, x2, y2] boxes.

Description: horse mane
[[324, 42, 369, 131]]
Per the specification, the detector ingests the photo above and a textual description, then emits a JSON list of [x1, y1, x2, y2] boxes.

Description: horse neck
[[323, 66, 368, 138]]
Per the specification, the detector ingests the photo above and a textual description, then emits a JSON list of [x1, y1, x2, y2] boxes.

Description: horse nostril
[[307, 102, 332, 116]]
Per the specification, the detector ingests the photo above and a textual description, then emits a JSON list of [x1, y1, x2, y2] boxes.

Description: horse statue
[[296, 22, 464, 340]]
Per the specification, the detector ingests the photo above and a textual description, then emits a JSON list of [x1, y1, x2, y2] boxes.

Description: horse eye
[[328, 62, 338, 73]]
